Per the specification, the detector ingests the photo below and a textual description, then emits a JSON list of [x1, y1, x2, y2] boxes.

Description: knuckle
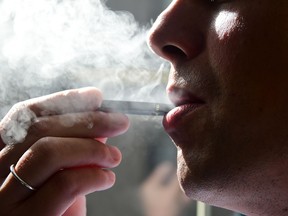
[[3, 102, 25, 119], [32, 137, 59, 165], [36, 137, 53, 149], [11, 101, 25, 110], [28, 120, 49, 137]]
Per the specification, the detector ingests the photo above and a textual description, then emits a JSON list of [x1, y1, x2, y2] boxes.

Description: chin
[[177, 158, 191, 196], [176, 146, 230, 201], [177, 158, 219, 204], [176, 150, 201, 198], [177, 160, 205, 200]]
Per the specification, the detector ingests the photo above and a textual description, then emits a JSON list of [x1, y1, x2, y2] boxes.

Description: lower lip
[[163, 103, 204, 131]]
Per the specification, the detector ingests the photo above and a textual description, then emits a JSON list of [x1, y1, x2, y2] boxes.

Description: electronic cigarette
[[98, 100, 174, 116]]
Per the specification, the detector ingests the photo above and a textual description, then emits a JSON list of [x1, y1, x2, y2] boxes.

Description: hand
[[139, 162, 190, 216], [0, 87, 130, 216]]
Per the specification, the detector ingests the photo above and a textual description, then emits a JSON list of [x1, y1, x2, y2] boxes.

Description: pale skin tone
[[148, 0, 288, 215], [0, 87, 130, 216]]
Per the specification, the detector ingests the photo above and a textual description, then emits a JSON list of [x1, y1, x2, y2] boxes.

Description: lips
[[163, 86, 205, 131]]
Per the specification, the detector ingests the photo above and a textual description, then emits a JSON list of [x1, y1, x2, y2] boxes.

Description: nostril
[[162, 45, 187, 61]]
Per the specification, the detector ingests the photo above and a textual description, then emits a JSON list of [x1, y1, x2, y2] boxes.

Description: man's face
[[148, 0, 288, 209]]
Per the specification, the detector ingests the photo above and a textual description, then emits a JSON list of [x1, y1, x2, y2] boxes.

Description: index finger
[[0, 87, 103, 148], [27, 87, 103, 116]]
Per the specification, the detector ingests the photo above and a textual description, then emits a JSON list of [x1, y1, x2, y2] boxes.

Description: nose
[[148, 1, 204, 63]]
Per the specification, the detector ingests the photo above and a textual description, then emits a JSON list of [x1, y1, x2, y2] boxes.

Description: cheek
[[207, 9, 288, 162], [209, 8, 288, 106], [214, 11, 243, 41], [208, 11, 248, 117], [208, 10, 246, 83]]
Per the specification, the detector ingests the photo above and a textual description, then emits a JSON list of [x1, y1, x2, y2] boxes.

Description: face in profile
[[148, 0, 288, 210]]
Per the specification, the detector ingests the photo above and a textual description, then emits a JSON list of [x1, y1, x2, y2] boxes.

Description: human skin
[[0, 87, 130, 216], [148, 0, 288, 215]]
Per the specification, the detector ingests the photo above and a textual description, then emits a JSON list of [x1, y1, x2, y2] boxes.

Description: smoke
[[0, 0, 170, 118], [1, 104, 37, 145]]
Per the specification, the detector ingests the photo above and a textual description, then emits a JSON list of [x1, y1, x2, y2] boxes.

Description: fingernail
[[108, 146, 121, 162], [101, 170, 115, 190], [107, 171, 116, 182]]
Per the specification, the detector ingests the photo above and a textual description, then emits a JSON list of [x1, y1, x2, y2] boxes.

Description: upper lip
[[167, 86, 205, 107]]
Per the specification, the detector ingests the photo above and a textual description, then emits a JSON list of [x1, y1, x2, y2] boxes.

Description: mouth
[[163, 86, 206, 131]]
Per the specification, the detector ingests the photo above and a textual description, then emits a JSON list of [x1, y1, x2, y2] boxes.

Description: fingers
[[0, 87, 103, 146], [0, 167, 115, 216], [0, 87, 130, 216], [31, 111, 129, 139], [0, 88, 102, 144], [0, 111, 128, 169], [62, 196, 86, 216], [0, 87, 130, 176], [10, 167, 115, 216], [27, 87, 103, 116], [0, 113, 128, 179], [2, 137, 121, 204]]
